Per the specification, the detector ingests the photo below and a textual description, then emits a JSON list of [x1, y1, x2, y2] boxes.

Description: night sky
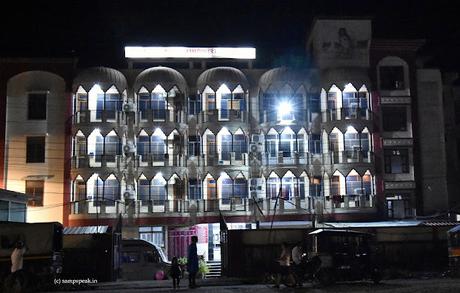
[[1, 0, 458, 69]]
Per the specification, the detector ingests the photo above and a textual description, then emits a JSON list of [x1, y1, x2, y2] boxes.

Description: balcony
[[71, 154, 123, 169], [262, 152, 310, 166], [135, 154, 186, 167], [137, 109, 185, 124], [198, 152, 248, 167], [259, 110, 308, 125], [198, 109, 249, 124], [324, 194, 375, 210], [73, 110, 123, 124], [69, 195, 376, 216], [322, 151, 374, 165], [322, 108, 372, 122]]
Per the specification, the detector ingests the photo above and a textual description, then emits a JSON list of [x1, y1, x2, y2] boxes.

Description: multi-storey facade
[[0, 18, 455, 259]]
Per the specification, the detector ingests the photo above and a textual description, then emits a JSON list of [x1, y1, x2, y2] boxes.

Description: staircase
[[205, 261, 221, 278]]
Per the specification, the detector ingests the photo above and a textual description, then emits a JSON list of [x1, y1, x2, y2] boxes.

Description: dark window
[[26, 180, 44, 207], [379, 66, 405, 90], [455, 101, 460, 125], [188, 179, 201, 200], [382, 106, 407, 131], [26, 136, 45, 163], [28, 93, 47, 120], [384, 149, 409, 173], [386, 193, 412, 219]]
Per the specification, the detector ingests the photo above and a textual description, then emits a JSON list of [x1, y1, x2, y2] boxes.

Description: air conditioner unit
[[251, 134, 262, 143], [123, 185, 136, 200], [123, 140, 136, 154], [123, 102, 135, 112], [250, 143, 263, 154]]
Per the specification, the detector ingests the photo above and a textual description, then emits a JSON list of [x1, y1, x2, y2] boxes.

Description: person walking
[[274, 242, 292, 288], [187, 235, 199, 289], [170, 257, 182, 290]]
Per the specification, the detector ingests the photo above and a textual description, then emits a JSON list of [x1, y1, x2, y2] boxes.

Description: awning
[[63, 226, 110, 235]]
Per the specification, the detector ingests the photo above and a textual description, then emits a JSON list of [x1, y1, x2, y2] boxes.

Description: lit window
[[26, 180, 44, 207]]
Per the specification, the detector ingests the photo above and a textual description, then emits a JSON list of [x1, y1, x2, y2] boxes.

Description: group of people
[[170, 235, 199, 289], [274, 241, 307, 288]]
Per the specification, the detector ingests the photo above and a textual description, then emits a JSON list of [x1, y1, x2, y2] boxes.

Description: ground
[[49, 277, 460, 293]]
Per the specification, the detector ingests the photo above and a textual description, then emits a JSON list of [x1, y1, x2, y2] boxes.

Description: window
[[384, 149, 409, 173], [25, 180, 44, 207], [386, 193, 412, 219], [382, 106, 407, 131], [139, 226, 165, 250], [189, 179, 201, 200], [0, 201, 8, 221], [379, 66, 405, 90], [10, 203, 26, 222], [28, 93, 47, 120], [26, 136, 45, 163], [188, 136, 200, 157]]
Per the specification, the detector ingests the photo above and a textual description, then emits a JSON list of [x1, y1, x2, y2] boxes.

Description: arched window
[[232, 85, 246, 112], [344, 126, 359, 162], [297, 128, 308, 160], [233, 128, 247, 161], [281, 171, 296, 202], [88, 129, 103, 164], [203, 173, 217, 200], [331, 170, 345, 196], [267, 172, 280, 199], [219, 173, 233, 204], [137, 87, 150, 115], [87, 173, 103, 201], [327, 85, 342, 112], [361, 128, 371, 161], [75, 86, 88, 114], [202, 129, 216, 158], [88, 84, 104, 120], [234, 174, 248, 198], [202, 86, 216, 111], [105, 85, 122, 120], [104, 174, 120, 206], [152, 85, 167, 121], [346, 170, 362, 195], [280, 127, 295, 158], [266, 128, 279, 159], [138, 174, 150, 201], [216, 84, 232, 120], [343, 83, 358, 119], [105, 130, 120, 163], [358, 85, 369, 118], [151, 174, 167, 204], [362, 170, 373, 196], [299, 172, 309, 200], [151, 128, 166, 163], [137, 130, 150, 159], [74, 131, 86, 157], [72, 175, 86, 202], [217, 128, 232, 161]]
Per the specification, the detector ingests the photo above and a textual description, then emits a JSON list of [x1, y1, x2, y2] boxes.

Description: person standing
[[11, 241, 26, 274], [291, 241, 304, 287], [274, 242, 292, 288], [170, 257, 182, 289], [187, 235, 199, 289]]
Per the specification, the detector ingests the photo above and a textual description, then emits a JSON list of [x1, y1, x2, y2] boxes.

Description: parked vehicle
[[0, 221, 63, 292], [62, 226, 121, 282], [121, 239, 171, 280], [306, 229, 381, 285], [447, 225, 460, 277]]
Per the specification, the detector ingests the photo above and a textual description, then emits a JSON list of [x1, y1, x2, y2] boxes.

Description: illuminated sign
[[124, 46, 256, 59]]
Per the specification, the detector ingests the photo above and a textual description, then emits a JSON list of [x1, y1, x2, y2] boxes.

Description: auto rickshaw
[[306, 229, 381, 285], [447, 225, 460, 277]]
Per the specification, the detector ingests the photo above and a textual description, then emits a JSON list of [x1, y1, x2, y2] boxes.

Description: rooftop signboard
[[125, 46, 256, 59]]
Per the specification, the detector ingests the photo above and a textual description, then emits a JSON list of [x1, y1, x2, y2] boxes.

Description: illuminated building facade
[[0, 18, 453, 258]]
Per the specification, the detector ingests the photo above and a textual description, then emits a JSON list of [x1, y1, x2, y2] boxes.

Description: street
[[51, 278, 460, 293]]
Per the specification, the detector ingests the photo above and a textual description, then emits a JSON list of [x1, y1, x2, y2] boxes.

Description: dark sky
[[1, 0, 458, 69]]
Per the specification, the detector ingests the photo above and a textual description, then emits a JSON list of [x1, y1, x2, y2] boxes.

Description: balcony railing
[[71, 154, 123, 168], [73, 110, 123, 124], [137, 109, 185, 124], [322, 151, 374, 164], [198, 152, 249, 166], [135, 154, 186, 167], [259, 110, 308, 124], [198, 109, 249, 123], [69, 195, 375, 215], [262, 152, 310, 166], [322, 108, 372, 122]]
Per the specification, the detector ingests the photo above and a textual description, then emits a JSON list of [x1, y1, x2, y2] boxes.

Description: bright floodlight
[[278, 102, 293, 118]]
